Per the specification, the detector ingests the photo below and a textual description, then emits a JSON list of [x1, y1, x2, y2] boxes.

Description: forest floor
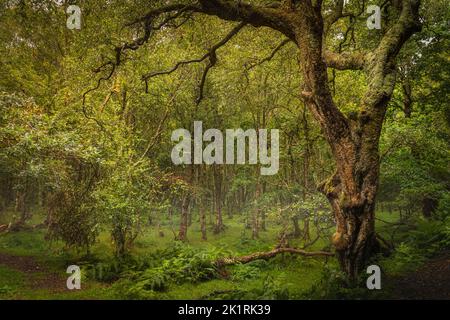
[[0, 210, 448, 300], [387, 251, 450, 300], [0, 252, 67, 292], [2, 248, 449, 299], [0, 251, 110, 299]]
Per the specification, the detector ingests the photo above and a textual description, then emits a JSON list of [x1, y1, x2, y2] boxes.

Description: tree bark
[[292, 216, 301, 238], [200, 203, 207, 241], [402, 81, 413, 118], [422, 197, 437, 219], [293, 1, 420, 281], [216, 247, 333, 266], [177, 195, 190, 241], [213, 165, 224, 234]]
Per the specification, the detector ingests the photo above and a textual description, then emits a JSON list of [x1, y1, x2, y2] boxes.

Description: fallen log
[[215, 247, 334, 266], [0, 221, 33, 233]]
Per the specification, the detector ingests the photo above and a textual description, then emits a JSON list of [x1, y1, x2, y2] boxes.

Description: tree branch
[[142, 21, 246, 103], [246, 38, 291, 70], [216, 247, 334, 266], [362, 0, 421, 110], [196, 0, 295, 40], [323, 50, 366, 70], [132, 1, 295, 40]]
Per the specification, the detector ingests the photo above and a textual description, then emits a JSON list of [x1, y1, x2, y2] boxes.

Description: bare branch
[[126, 3, 199, 27], [324, 0, 367, 38], [246, 38, 291, 70], [142, 21, 246, 103], [196, 21, 246, 104], [216, 247, 334, 266]]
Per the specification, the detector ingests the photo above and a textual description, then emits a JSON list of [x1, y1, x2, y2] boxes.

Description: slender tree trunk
[[177, 195, 190, 241], [402, 81, 413, 118], [302, 216, 311, 242], [292, 216, 301, 238], [422, 197, 437, 219], [260, 181, 267, 231], [252, 206, 259, 240], [200, 203, 207, 241], [252, 175, 262, 239], [213, 165, 224, 233]]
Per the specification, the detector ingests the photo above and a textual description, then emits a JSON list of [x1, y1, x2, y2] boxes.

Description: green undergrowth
[[1, 211, 448, 299]]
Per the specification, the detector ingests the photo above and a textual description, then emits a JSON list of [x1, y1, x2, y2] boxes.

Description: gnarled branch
[[142, 21, 246, 103], [216, 247, 334, 266]]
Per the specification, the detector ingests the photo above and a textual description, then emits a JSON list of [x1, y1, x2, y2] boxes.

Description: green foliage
[[230, 264, 260, 281], [381, 243, 426, 275], [436, 193, 450, 220], [300, 263, 388, 300], [405, 219, 450, 255], [207, 276, 290, 300], [0, 266, 25, 299], [46, 191, 100, 253], [110, 244, 228, 299], [0, 0, 448, 301]]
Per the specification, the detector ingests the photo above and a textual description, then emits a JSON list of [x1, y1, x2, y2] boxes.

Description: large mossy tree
[[102, 0, 422, 280]]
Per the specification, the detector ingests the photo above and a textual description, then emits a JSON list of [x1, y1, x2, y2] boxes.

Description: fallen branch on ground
[[215, 247, 334, 266]]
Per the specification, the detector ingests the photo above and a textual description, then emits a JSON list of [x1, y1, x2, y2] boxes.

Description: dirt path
[[388, 251, 450, 300], [0, 252, 69, 292]]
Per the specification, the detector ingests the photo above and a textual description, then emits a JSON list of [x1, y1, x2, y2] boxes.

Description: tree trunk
[[216, 247, 333, 266], [319, 167, 379, 282], [200, 203, 207, 241], [402, 81, 413, 118], [422, 197, 437, 219], [252, 177, 262, 239], [291, 1, 420, 281], [302, 216, 311, 242], [213, 165, 224, 234], [177, 195, 190, 241], [292, 216, 301, 238], [260, 181, 267, 231], [251, 208, 259, 239]]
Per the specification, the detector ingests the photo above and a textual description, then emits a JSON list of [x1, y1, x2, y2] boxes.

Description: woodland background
[[0, 0, 449, 299]]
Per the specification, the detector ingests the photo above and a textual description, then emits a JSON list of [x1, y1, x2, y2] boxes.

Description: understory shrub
[[202, 276, 290, 300], [111, 244, 229, 299]]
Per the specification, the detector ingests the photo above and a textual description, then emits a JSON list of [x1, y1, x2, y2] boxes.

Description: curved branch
[[197, 0, 295, 40], [143, 21, 246, 103], [216, 247, 334, 266], [134, 1, 294, 40], [246, 38, 291, 70], [362, 0, 422, 111]]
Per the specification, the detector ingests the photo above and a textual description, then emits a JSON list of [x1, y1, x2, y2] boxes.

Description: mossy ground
[[0, 211, 405, 299]]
